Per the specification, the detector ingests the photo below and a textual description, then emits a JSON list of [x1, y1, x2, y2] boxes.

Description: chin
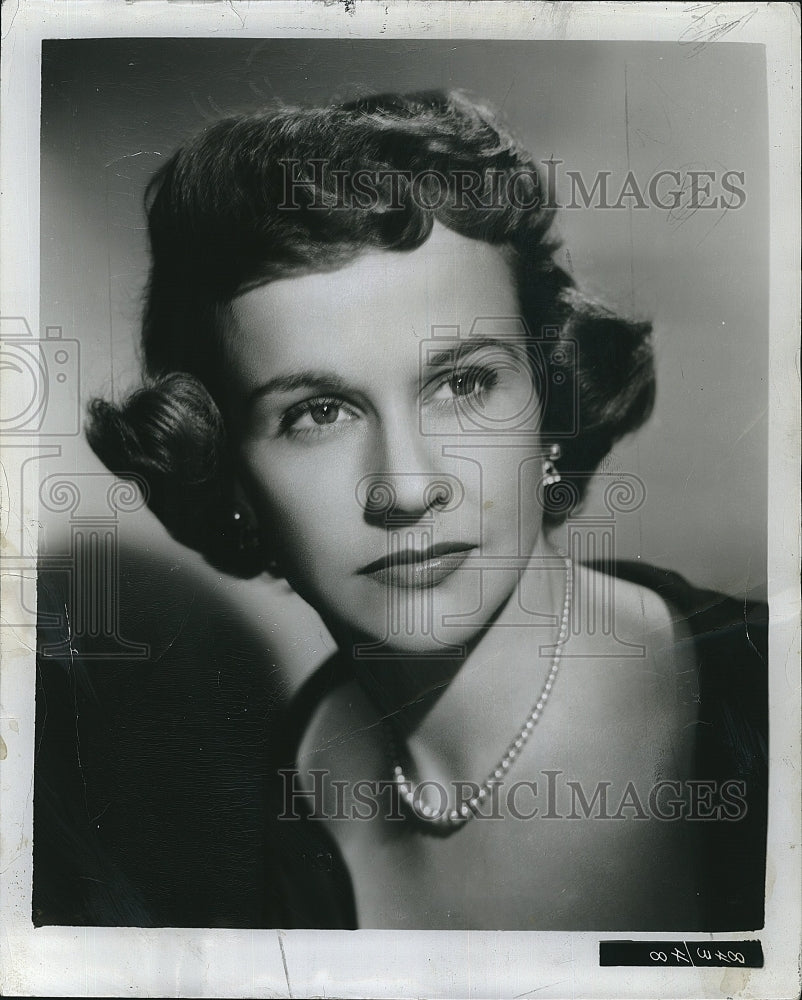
[[334, 602, 493, 661], [345, 629, 478, 661], [323, 571, 515, 660]]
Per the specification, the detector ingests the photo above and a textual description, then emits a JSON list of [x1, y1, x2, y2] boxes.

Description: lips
[[358, 542, 477, 589]]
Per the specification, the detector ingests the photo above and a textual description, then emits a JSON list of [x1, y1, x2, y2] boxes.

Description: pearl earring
[[542, 443, 562, 487], [231, 506, 262, 554]]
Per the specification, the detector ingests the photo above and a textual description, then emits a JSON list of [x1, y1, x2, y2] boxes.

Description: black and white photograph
[[1, 2, 799, 997]]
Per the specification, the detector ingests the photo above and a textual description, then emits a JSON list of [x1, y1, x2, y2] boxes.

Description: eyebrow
[[423, 336, 529, 368], [246, 371, 352, 412], [246, 337, 529, 411]]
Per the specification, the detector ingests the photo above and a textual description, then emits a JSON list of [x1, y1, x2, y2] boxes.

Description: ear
[[227, 478, 282, 579], [231, 477, 258, 522]]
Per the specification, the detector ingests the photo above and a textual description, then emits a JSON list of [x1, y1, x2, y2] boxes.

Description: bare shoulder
[[576, 562, 691, 664], [558, 566, 704, 924], [568, 563, 699, 777]]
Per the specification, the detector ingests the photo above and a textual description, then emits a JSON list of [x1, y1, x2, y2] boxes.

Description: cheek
[[474, 448, 543, 509], [241, 445, 360, 551]]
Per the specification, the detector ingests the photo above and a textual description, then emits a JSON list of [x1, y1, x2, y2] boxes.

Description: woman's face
[[225, 224, 549, 654]]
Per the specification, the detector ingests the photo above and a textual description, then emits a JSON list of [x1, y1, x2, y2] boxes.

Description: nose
[[357, 410, 463, 525]]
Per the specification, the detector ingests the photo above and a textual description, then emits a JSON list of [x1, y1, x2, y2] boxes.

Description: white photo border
[[1, 2, 799, 998]]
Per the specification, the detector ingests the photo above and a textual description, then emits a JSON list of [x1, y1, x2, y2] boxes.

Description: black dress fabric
[[32, 559, 767, 929]]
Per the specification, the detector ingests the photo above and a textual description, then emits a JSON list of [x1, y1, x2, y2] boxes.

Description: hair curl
[[87, 90, 655, 576]]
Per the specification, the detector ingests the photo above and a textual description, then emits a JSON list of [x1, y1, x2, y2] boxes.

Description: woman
[[37, 91, 766, 930]]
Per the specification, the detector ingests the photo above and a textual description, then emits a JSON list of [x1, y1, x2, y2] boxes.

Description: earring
[[230, 506, 284, 576], [231, 506, 262, 554], [542, 443, 562, 487]]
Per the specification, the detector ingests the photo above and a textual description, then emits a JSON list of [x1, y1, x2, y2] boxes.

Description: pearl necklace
[[385, 553, 573, 832]]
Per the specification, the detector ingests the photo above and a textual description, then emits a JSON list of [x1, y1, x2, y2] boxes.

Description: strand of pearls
[[385, 552, 573, 830]]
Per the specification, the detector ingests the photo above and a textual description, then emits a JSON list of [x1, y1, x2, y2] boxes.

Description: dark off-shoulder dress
[[32, 559, 768, 930]]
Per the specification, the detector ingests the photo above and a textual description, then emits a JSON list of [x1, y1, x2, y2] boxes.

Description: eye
[[431, 366, 499, 405], [280, 396, 359, 437], [450, 370, 480, 396]]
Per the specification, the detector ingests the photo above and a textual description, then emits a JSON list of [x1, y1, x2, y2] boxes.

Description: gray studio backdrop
[[39, 38, 768, 679]]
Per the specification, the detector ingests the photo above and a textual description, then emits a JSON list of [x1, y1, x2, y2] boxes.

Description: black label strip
[[599, 940, 764, 967]]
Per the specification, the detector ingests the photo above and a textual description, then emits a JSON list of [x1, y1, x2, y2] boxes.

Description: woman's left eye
[[431, 366, 498, 403], [280, 397, 359, 437]]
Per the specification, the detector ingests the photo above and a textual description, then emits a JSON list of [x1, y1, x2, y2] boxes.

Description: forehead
[[226, 224, 519, 385]]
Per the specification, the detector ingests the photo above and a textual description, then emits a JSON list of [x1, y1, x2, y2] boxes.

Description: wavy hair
[[88, 90, 655, 575]]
